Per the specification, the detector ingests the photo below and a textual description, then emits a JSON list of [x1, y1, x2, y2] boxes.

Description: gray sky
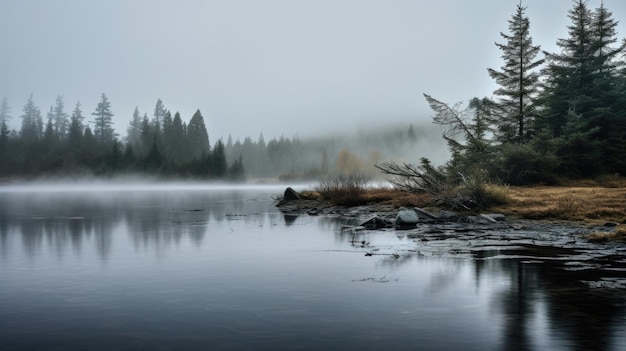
[[1, 0, 625, 141]]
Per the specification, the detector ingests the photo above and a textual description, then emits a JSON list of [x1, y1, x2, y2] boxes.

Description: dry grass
[[587, 226, 626, 243], [488, 179, 626, 224], [359, 188, 432, 208], [301, 187, 431, 208], [306, 176, 626, 225]]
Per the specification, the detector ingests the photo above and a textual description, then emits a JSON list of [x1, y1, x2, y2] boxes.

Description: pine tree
[[537, 0, 595, 137], [20, 95, 42, 142], [152, 98, 167, 137], [187, 109, 210, 161], [170, 112, 185, 164], [0, 97, 11, 124], [53, 95, 69, 139], [68, 101, 84, 149], [91, 93, 116, 144], [211, 139, 227, 178], [587, 2, 626, 173], [488, 3, 544, 143], [126, 107, 142, 152], [538, 0, 625, 175]]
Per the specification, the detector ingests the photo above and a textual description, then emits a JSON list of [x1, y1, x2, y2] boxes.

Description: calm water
[[1, 184, 625, 351]]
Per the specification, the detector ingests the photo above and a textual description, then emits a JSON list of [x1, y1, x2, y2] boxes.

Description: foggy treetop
[[2, 0, 624, 141]]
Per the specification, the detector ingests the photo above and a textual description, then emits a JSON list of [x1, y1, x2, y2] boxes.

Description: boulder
[[438, 210, 460, 222], [395, 208, 419, 227], [360, 215, 391, 229], [283, 187, 301, 201]]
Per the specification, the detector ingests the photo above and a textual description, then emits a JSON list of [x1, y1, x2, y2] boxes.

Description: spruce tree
[[53, 95, 69, 139], [170, 112, 185, 164], [587, 2, 626, 173], [187, 109, 210, 161], [538, 1, 625, 175], [211, 139, 227, 178], [68, 102, 84, 150], [537, 0, 595, 137], [488, 3, 544, 143], [126, 107, 142, 153], [91, 93, 116, 144], [20, 95, 42, 142], [0, 97, 11, 124]]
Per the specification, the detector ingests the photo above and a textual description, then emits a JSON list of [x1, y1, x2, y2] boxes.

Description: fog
[[2, 0, 624, 142]]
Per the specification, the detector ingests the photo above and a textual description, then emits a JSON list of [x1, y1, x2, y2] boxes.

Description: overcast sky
[[1, 0, 625, 141]]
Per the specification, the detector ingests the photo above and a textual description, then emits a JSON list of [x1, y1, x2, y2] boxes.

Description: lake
[[1, 184, 625, 351]]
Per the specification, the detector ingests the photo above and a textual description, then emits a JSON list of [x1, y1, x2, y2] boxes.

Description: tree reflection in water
[[1, 188, 624, 350]]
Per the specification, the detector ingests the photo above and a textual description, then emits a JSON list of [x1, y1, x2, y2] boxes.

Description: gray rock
[[283, 187, 301, 201], [395, 208, 419, 227], [438, 210, 460, 222], [360, 215, 391, 229], [464, 216, 491, 224], [481, 213, 506, 222]]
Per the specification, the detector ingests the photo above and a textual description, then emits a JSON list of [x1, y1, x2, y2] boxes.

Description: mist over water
[[1, 185, 625, 350]]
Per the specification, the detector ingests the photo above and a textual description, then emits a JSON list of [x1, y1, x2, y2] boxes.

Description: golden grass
[[488, 181, 626, 224], [301, 188, 431, 207], [302, 176, 626, 225], [587, 226, 626, 243], [359, 188, 432, 208]]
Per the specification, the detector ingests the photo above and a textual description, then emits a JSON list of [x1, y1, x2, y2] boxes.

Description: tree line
[[381, 0, 626, 191], [0, 94, 243, 179], [1, 90, 429, 180]]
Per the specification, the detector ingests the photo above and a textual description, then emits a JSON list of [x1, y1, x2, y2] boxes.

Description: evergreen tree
[[126, 107, 142, 152], [91, 93, 116, 144], [170, 112, 185, 164], [537, 0, 595, 137], [152, 98, 167, 137], [0, 97, 11, 124], [53, 95, 69, 138], [161, 110, 174, 160], [44, 110, 56, 143], [68, 101, 84, 149], [538, 0, 625, 175], [187, 109, 210, 160], [140, 113, 152, 157], [20, 94, 42, 142], [488, 3, 544, 143], [587, 2, 626, 173], [211, 139, 227, 177], [228, 155, 245, 181]]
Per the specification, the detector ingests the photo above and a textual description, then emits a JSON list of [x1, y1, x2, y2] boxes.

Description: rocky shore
[[276, 187, 626, 290]]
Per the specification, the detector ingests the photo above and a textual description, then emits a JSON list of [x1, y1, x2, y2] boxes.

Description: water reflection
[[0, 187, 625, 350]]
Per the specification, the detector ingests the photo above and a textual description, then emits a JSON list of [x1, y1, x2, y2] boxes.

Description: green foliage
[[488, 3, 544, 143], [91, 93, 116, 144], [489, 143, 559, 185]]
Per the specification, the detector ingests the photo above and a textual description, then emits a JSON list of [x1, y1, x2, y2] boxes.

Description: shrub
[[316, 174, 369, 206]]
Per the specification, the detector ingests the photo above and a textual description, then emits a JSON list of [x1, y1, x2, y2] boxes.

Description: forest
[[0, 92, 437, 181], [379, 0, 626, 191], [1, 1, 625, 184]]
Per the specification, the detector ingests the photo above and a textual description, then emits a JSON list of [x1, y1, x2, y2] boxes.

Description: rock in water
[[283, 187, 301, 201], [395, 208, 419, 227], [360, 215, 390, 229]]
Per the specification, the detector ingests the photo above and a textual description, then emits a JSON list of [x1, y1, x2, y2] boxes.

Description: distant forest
[[0, 93, 437, 181], [2, 1, 626, 184]]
